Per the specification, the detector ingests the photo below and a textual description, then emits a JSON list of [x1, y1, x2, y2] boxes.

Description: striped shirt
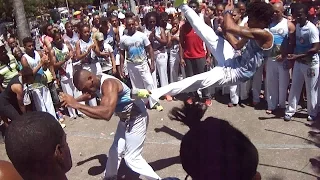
[[0, 54, 19, 88]]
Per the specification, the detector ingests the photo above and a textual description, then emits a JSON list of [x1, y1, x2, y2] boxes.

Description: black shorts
[[0, 98, 22, 121]]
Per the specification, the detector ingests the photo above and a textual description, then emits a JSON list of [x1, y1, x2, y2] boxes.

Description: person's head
[[206, 6, 216, 17], [7, 37, 17, 49], [65, 22, 73, 34], [169, 103, 260, 180], [171, 17, 180, 30], [144, 12, 160, 29], [20, 67, 35, 84], [216, 3, 224, 16], [5, 112, 72, 179], [22, 37, 35, 54], [246, 2, 274, 29], [73, 69, 100, 94], [0, 41, 8, 64], [0, 160, 23, 180], [95, 32, 104, 47], [125, 11, 135, 19], [272, 2, 284, 22], [110, 15, 119, 27], [160, 12, 169, 28], [52, 31, 64, 48], [167, 2, 172, 8], [93, 14, 101, 28], [189, 0, 200, 14], [287, 14, 293, 21], [80, 24, 91, 41], [293, 3, 308, 25], [100, 17, 110, 34], [42, 23, 53, 36], [237, 2, 247, 18], [126, 17, 136, 34], [232, 8, 242, 24]]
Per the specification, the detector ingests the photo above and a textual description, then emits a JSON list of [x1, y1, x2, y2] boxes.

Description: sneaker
[[307, 115, 316, 121], [154, 104, 164, 111], [60, 123, 66, 128], [174, 0, 187, 8], [228, 102, 236, 107], [132, 89, 150, 98], [284, 114, 292, 121], [205, 99, 212, 107]]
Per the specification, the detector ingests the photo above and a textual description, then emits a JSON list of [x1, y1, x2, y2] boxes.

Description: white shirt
[[165, 7, 177, 15]]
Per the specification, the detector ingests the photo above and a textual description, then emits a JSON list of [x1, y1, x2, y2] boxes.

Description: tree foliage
[[0, 0, 94, 19]]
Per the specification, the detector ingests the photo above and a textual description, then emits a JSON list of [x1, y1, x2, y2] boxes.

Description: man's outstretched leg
[[177, 2, 235, 65]]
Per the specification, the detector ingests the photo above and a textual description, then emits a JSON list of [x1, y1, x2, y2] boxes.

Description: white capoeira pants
[[60, 77, 77, 118], [169, 50, 180, 83], [229, 81, 251, 104], [149, 4, 236, 106], [31, 86, 57, 120], [285, 62, 319, 117], [155, 51, 169, 87], [82, 62, 102, 107], [104, 101, 160, 180], [127, 61, 156, 91], [251, 64, 264, 103], [265, 58, 290, 110]]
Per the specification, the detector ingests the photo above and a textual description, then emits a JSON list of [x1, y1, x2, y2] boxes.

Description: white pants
[[155, 51, 169, 87], [31, 86, 57, 120], [104, 103, 160, 180], [127, 61, 155, 91], [60, 77, 77, 118], [169, 51, 180, 83], [82, 63, 101, 106], [229, 81, 251, 104], [252, 64, 264, 103], [285, 62, 319, 117], [265, 59, 290, 110], [149, 5, 236, 106]]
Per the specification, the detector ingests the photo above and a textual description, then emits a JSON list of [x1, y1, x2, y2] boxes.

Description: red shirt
[[181, 23, 206, 59]]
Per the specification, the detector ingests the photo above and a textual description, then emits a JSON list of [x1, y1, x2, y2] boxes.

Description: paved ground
[[1, 94, 320, 180]]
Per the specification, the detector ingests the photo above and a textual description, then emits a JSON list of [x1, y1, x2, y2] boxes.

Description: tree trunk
[[129, 0, 137, 15], [12, 0, 30, 45]]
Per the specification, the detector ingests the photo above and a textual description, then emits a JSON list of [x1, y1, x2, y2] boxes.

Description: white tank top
[[63, 32, 79, 49], [23, 50, 41, 70], [79, 38, 95, 61], [269, 18, 289, 58], [95, 74, 146, 120]]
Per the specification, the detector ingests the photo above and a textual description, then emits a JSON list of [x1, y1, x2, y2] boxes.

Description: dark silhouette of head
[[169, 103, 260, 180], [5, 112, 72, 179]]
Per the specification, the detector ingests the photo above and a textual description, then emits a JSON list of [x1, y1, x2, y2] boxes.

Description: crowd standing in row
[[0, 0, 320, 179]]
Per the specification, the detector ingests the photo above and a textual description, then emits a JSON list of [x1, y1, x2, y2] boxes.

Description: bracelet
[[224, 10, 233, 15]]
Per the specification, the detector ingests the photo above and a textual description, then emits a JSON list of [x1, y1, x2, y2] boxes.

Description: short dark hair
[[169, 103, 259, 180], [125, 11, 135, 18], [22, 37, 33, 46], [188, 0, 199, 7], [246, 1, 274, 25], [41, 23, 52, 35], [5, 112, 65, 177]]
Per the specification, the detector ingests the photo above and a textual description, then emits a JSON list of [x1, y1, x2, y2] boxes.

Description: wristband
[[224, 10, 233, 15]]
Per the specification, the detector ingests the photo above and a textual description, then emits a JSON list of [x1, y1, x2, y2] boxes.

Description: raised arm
[[61, 79, 122, 121]]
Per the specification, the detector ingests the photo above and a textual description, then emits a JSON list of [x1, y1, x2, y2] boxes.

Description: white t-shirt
[[120, 31, 150, 64], [165, 7, 177, 15], [98, 43, 114, 72], [295, 21, 320, 65]]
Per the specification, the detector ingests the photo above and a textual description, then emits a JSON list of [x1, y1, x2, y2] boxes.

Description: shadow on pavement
[[259, 163, 319, 179], [149, 156, 181, 171], [77, 154, 108, 176], [154, 125, 183, 140], [76, 154, 141, 179]]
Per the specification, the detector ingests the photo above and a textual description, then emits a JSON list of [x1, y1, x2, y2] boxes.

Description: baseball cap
[[95, 32, 104, 41]]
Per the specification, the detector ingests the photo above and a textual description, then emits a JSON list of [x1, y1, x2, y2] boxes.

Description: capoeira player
[[137, 0, 275, 108], [59, 70, 160, 180]]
